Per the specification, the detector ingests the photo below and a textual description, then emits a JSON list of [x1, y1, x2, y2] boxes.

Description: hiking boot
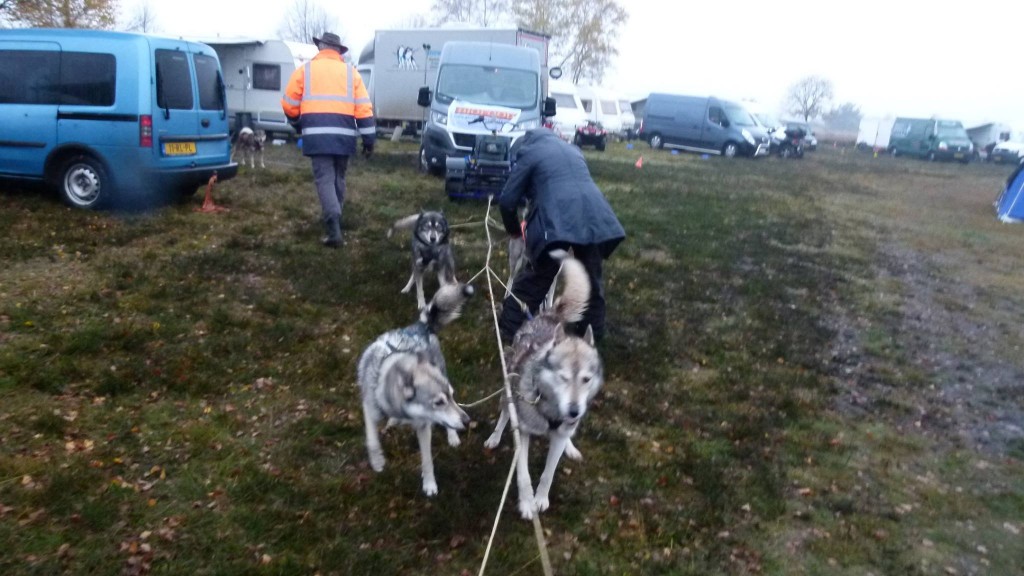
[[322, 215, 343, 248]]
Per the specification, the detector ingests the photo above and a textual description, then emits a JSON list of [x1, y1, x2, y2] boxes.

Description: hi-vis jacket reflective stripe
[[281, 50, 375, 157]]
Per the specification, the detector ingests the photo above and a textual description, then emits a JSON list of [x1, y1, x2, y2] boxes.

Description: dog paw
[[400, 286, 410, 294], [534, 495, 550, 513], [564, 442, 583, 461], [518, 499, 535, 520], [369, 451, 386, 472], [483, 434, 502, 450], [422, 479, 438, 497], [447, 429, 461, 447]]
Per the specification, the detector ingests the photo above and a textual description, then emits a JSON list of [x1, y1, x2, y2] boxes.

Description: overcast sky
[[123, 0, 1023, 130]]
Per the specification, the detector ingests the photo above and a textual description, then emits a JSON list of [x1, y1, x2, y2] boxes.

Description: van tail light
[[638, 118, 644, 134], [139, 115, 153, 148]]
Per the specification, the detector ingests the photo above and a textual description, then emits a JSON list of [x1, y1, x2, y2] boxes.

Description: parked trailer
[[966, 122, 1013, 159], [856, 117, 896, 150], [189, 37, 317, 138], [357, 27, 550, 137]]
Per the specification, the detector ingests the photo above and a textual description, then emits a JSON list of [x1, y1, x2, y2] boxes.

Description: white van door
[[0, 41, 60, 177]]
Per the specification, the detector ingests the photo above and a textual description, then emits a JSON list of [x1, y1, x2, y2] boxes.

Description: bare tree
[[517, 0, 626, 84], [278, 0, 341, 44], [786, 75, 834, 122], [124, 0, 158, 33], [8, 0, 119, 29], [430, 0, 510, 27]]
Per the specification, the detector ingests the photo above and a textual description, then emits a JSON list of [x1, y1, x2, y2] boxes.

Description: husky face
[[415, 212, 449, 246], [535, 328, 603, 424], [397, 356, 470, 430]]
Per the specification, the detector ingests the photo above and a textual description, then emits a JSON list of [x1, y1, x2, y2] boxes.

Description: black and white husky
[[389, 211, 457, 309], [484, 255, 604, 519], [357, 282, 474, 496]]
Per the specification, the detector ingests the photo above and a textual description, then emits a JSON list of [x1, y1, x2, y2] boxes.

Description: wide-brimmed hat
[[312, 32, 348, 54]]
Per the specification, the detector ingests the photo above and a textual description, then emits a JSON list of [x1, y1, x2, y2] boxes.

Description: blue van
[[0, 29, 237, 209], [638, 93, 769, 158]]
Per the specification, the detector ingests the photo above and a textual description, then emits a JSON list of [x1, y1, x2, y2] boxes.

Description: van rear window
[[193, 53, 223, 111], [0, 50, 60, 104], [155, 49, 194, 110], [61, 52, 115, 106]]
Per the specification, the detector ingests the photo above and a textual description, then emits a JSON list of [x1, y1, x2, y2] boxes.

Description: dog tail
[[421, 282, 475, 332], [551, 253, 591, 324], [388, 214, 420, 238]]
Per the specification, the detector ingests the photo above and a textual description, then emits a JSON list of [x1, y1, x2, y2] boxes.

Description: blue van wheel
[[59, 155, 108, 209]]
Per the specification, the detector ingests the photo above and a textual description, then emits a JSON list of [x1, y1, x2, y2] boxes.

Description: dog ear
[[583, 324, 595, 346], [552, 322, 568, 343]]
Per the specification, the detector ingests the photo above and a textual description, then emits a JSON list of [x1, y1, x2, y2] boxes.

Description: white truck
[[191, 37, 318, 138], [417, 40, 558, 199], [357, 27, 551, 139]]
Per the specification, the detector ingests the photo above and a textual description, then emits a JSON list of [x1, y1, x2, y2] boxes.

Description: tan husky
[[484, 255, 604, 519]]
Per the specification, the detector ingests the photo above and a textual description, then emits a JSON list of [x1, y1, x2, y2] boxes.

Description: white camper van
[[577, 85, 625, 138], [548, 80, 587, 141], [194, 38, 317, 137]]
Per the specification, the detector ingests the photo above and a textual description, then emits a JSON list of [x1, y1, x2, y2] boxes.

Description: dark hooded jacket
[[499, 129, 625, 263]]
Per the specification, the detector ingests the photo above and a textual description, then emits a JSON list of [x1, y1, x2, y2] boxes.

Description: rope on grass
[[474, 195, 554, 576]]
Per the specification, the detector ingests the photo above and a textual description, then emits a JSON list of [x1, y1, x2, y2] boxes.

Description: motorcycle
[[770, 125, 806, 159]]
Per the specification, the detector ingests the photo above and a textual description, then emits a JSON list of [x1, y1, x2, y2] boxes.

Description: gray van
[[638, 93, 769, 158]]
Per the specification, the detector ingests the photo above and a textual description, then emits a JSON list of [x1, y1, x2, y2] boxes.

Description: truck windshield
[[722, 103, 756, 127], [937, 126, 968, 139], [436, 65, 538, 109]]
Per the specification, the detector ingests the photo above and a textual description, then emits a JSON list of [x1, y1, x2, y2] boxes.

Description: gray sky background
[[126, 0, 1023, 131]]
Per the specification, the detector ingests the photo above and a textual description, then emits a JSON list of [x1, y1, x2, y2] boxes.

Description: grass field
[[1, 140, 1022, 575]]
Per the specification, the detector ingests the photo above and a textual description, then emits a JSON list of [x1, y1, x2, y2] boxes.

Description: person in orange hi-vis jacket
[[282, 32, 376, 248]]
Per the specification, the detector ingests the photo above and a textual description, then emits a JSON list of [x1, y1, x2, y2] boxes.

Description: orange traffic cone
[[194, 173, 229, 213], [635, 156, 643, 169]]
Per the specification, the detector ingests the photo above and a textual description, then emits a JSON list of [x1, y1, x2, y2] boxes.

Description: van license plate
[[164, 142, 196, 156], [954, 152, 964, 159]]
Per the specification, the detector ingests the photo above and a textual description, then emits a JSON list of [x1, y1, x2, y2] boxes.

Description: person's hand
[[362, 141, 374, 159], [287, 117, 301, 135]]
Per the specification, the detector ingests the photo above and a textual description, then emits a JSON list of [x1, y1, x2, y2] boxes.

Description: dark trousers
[[499, 243, 606, 344], [311, 155, 350, 220]]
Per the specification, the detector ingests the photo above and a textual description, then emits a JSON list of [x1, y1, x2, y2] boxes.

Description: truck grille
[[453, 133, 476, 148]]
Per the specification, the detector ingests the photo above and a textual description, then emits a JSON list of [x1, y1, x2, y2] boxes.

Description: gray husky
[[484, 255, 604, 519], [357, 281, 474, 496], [389, 211, 457, 309]]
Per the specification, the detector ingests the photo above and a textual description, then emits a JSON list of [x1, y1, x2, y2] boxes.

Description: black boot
[[322, 215, 342, 248]]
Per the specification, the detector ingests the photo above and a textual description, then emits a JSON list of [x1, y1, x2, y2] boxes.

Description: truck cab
[[417, 41, 550, 178]]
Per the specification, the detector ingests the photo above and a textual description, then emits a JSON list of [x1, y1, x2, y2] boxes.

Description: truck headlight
[[517, 119, 540, 131], [741, 129, 755, 145], [938, 141, 948, 151], [431, 111, 448, 126]]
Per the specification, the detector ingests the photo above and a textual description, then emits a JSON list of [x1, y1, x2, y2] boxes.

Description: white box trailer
[[356, 26, 550, 135], [966, 122, 1013, 155], [189, 37, 318, 138], [857, 116, 896, 150]]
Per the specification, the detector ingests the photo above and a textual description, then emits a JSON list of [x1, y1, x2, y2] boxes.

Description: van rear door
[[190, 46, 230, 164], [153, 47, 199, 163], [0, 41, 60, 177]]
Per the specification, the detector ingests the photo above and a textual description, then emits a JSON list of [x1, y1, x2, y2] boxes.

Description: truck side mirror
[[417, 86, 431, 107], [543, 96, 556, 117]]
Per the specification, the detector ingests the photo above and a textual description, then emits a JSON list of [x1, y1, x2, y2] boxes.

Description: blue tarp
[[995, 162, 1024, 222]]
